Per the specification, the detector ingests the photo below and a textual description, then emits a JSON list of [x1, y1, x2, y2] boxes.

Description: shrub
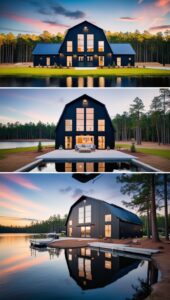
[[37, 141, 43, 152]]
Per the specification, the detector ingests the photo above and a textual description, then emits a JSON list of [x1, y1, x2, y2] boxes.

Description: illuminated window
[[105, 224, 111, 238], [79, 207, 84, 224], [76, 162, 84, 172], [81, 248, 86, 256], [85, 226, 91, 237], [87, 34, 94, 52], [68, 227, 72, 237], [65, 136, 72, 149], [98, 120, 105, 131], [76, 108, 84, 131], [98, 136, 105, 149], [67, 41, 73, 52], [105, 214, 112, 222], [98, 162, 105, 172], [65, 119, 72, 131], [85, 248, 91, 256], [69, 220, 72, 225], [86, 108, 94, 131], [78, 56, 84, 61], [87, 56, 93, 61], [98, 41, 104, 52], [105, 252, 112, 258], [65, 162, 72, 172], [78, 34, 84, 52], [105, 260, 112, 269], [85, 205, 91, 223]]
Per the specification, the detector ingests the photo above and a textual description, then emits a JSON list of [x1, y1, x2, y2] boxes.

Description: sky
[[0, 88, 161, 124], [0, 173, 136, 227], [0, 0, 169, 35]]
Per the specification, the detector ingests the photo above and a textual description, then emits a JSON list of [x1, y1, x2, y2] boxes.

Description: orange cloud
[[2, 174, 41, 191], [155, 0, 170, 7], [0, 13, 68, 34], [0, 184, 47, 212]]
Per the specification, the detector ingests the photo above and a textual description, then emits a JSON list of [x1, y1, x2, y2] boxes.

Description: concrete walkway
[[37, 149, 136, 162]]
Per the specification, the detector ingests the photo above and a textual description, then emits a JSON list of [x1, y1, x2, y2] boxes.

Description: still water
[[0, 141, 55, 149], [0, 234, 160, 300], [0, 76, 169, 87]]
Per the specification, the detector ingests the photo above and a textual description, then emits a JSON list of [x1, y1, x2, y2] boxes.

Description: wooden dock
[[30, 238, 54, 248], [88, 242, 160, 256]]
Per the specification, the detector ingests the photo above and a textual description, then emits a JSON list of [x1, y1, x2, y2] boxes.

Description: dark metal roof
[[110, 43, 136, 55], [66, 195, 142, 226], [32, 43, 61, 55]]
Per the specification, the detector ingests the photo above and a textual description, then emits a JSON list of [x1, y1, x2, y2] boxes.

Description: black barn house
[[55, 94, 115, 150], [66, 195, 143, 239], [33, 21, 135, 67]]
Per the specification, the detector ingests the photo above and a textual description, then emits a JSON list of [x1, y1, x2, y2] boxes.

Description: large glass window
[[67, 41, 73, 52], [98, 41, 104, 52], [78, 205, 91, 224], [98, 120, 105, 131], [76, 108, 84, 131], [98, 136, 105, 149], [105, 224, 111, 237], [105, 214, 112, 222], [87, 34, 94, 52], [79, 207, 84, 224], [65, 119, 72, 131], [78, 34, 84, 52], [65, 136, 72, 149], [86, 108, 94, 131], [85, 205, 91, 223]]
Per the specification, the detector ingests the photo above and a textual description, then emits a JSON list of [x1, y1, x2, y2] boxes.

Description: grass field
[[0, 144, 169, 160], [0, 67, 170, 77], [116, 143, 170, 159], [0, 145, 54, 159]]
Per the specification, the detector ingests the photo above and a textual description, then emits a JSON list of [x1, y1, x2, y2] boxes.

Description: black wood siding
[[55, 95, 115, 149]]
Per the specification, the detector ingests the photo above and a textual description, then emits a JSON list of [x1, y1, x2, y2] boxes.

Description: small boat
[[46, 232, 60, 239], [30, 238, 54, 248]]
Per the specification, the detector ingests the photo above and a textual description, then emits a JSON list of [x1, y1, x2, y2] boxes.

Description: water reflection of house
[[65, 247, 141, 290], [55, 94, 115, 150], [66, 195, 142, 239], [33, 21, 135, 67]]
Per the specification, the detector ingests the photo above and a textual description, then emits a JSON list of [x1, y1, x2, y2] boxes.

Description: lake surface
[[0, 141, 55, 149], [0, 76, 169, 87], [0, 234, 160, 300]]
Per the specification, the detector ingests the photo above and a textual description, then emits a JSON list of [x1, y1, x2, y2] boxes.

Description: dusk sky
[[0, 88, 160, 124], [0, 0, 169, 35], [0, 173, 135, 227]]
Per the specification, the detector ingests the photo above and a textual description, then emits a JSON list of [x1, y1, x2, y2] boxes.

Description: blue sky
[[0, 0, 169, 34], [0, 173, 134, 226], [0, 88, 160, 124]]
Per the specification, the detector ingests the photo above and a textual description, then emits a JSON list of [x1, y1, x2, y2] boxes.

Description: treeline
[[0, 89, 169, 144], [0, 30, 170, 64], [141, 214, 170, 236], [117, 173, 170, 241], [112, 88, 170, 144], [0, 214, 67, 234], [0, 122, 56, 140]]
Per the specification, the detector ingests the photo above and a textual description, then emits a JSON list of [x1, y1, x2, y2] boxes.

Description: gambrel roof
[[66, 195, 142, 226]]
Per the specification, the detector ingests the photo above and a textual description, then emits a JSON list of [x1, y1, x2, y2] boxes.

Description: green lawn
[[0, 67, 170, 77], [115, 143, 170, 159], [0, 145, 54, 159]]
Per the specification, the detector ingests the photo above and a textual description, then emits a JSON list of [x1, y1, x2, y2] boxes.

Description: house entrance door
[[117, 57, 121, 66], [67, 56, 72, 67], [81, 226, 91, 238]]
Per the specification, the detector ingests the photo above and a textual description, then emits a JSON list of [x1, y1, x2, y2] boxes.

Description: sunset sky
[[0, 88, 160, 124], [0, 173, 135, 227], [0, 0, 169, 35]]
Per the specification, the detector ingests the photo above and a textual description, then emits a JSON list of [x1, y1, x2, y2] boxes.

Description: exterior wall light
[[73, 54, 77, 58], [83, 26, 88, 32], [83, 99, 88, 106]]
